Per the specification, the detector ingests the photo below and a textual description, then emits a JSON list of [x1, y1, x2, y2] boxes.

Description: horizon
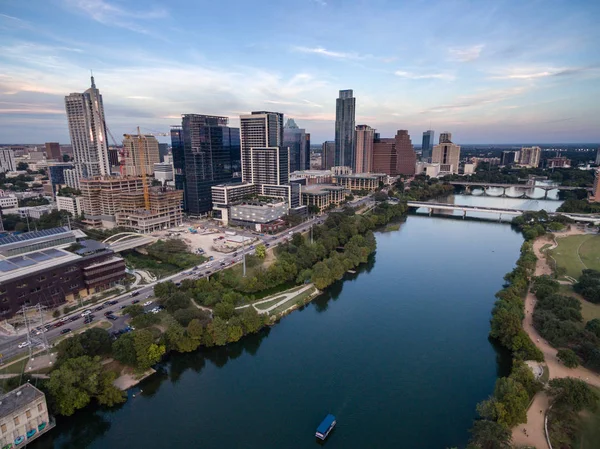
[[1, 0, 599, 144]]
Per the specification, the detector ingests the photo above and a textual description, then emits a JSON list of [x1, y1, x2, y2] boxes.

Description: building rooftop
[[301, 184, 347, 194], [333, 172, 387, 179], [0, 248, 80, 283], [0, 227, 71, 247], [290, 170, 332, 177], [0, 383, 44, 418]]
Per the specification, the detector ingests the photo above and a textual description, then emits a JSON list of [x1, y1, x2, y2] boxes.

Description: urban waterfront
[[31, 213, 526, 449]]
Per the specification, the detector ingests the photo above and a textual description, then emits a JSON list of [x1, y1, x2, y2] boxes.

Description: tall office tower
[[45, 142, 61, 160], [335, 89, 356, 169], [519, 146, 541, 168], [304, 133, 311, 170], [48, 162, 74, 194], [64, 76, 110, 188], [432, 137, 461, 174], [501, 150, 519, 166], [249, 147, 289, 185], [283, 118, 308, 173], [182, 114, 240, 215], [421, 130, 434, 162], [158, 143, 169, 162], [0, 148, 16, 173], [372, 138, 397, 175], [107, 148, 119, 168], [439, 132, 452, 144], [596, 148, 600, 166], [240, 111, 284, 182], [355, 125, 375, 173], [395, 130, 416, 176], [122, 133, 160, 176], [321, 141, 335, 170], [170, 126, 186, 210]]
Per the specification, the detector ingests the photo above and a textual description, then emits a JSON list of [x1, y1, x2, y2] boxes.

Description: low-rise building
[[56, 195, 83, 217], [0, 194, 18, 209], [463, 163, 476, 175], [290, 170, 332, 185], [0, 384, 54, 448], [229, 201, 289, 231], [2, 205, 55, 220], [331, 173, 387, 191], [415, 162, 441, 178], [153, 162, 174, 183], [546, 156, 570, 168], [300, 184, 349, 212]]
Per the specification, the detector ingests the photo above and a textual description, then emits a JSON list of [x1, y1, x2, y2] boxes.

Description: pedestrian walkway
[[236, 284, 314, 315]]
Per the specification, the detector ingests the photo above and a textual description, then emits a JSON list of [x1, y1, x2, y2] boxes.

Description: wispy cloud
[[395, 70, 455, 81], [0, 13, 26, 22], [448, 44, 484, 62], [311, 0, 327, 5], [421, 87, 528, 114], [294, 46, 365, 60], [489, 65, 600, 80], [63, 0, 168, 34]]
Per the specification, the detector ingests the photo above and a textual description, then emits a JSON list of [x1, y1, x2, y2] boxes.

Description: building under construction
[[116, 187, 183, 233], [122, 133, 160, 177]]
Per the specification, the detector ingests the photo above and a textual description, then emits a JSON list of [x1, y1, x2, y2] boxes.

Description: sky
[[1, 0, 599, 145]]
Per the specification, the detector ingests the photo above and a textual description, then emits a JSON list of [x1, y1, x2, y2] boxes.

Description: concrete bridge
[[407, 201, 600, 224], [102, 233, 157, 252], [448, 181, 591, 199]]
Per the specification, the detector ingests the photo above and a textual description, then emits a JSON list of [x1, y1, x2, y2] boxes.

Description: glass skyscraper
[[283, 118, 309, 173], [335, 89, 356, 169], [170, 125, 186, 211], [421, 130, 435, 162], [181, 115, 240, 215]]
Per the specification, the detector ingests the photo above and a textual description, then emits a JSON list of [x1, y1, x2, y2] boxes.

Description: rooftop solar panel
[[0, 260, 18, 272], [0, 227, 70, 247], [27, 252, 53, 262], [8, 256, 36, 268], [41, 249, 68, 259]]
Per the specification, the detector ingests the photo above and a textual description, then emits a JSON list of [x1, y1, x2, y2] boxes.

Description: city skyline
[[1, 0, 599, 144]]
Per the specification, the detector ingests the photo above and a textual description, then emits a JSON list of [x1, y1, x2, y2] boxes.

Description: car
[[70, 316, 79, 322], [265, 243, 270, 247], [120, 305, 127, 310], [81, 310, 92, 317], [84, 316, 94, 324], [205, 271, 211, 275], [107, 300, 118, 305], [249, 245, 255, 250], [54, 321, 65, 328], [130, 291, 139, 297], [143, 300, 153, 306], [107, 315, 119, 321], [132, 299, 140, 304], [60, 316, 70, 322], [192, 267, 198, 271], [18, 341, 30, 349], [229, 260, 234, 265], [60, 328, 72, 335], [146, 294, 151, 299], [95, 305, 104, 311], [220, 262, 225, 266], [232, 252, 238, 257], [104, 311, 114, 317]]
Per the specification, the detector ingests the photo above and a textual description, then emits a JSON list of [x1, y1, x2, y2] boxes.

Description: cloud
[[394, 70, 455, 81], [420, 87, 528, 114], [490, 65, 600, 80], [63, 0, 168, 34], [294, 46, 365, 60], [0, 14, 26, 22], [311, 0, 327, 5], [448, 44, 484, 62]]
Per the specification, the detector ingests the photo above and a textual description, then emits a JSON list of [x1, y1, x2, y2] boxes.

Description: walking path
[[512, 228, 600, 448], [235, 284, 314, 315]]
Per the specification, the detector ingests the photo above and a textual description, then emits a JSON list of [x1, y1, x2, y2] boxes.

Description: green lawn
[[550, 235, 600, 280], [575, 387, 600, 449]]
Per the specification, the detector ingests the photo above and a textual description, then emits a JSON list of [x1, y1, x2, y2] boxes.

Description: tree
[[161, 292, 191, 313], [585, 318, 600, 338], [173, 307, 207, 326], [557, 348, 580, 368], [132, 329, 165, 370], [214, 302, 235, 320], [240, 307, 264, 334], [187, 319, 204, 340], [468, 420, 512, 449], [548, 378, 598, 413], [112, 334, 137, 366], [62, 154, 71, 162], [123, 304, 144, 318], [16, 162, 28, 170], [255, 244, 266, 259], [154, 281, 177, 299]]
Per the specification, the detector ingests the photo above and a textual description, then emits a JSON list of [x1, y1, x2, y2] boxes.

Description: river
[[31, 212, 527, 449]]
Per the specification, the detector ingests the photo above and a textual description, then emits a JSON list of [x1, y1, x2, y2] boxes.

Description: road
[[0, 212, 330, 363]]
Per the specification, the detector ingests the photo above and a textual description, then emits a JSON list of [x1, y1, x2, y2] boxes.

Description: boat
[[315, 414, 336, 440]]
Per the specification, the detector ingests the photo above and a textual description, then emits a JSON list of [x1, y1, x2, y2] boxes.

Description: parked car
[[107, 315, 119, 321], [81, 310, 92, 317], [54, 321, 65, 328], [60, 328, 72, 335], [107, 300, 118, 305], [18, 341, 30, 349], [143, 301, 153, 306], [132, 299, 140, 304], [104, 311, 114, 317], [206, 271, 212, 275], [84, 315, 95, 324], [70, 316, 79, 322], [95, 305, 104, 311], [130, 291, 139, 297]]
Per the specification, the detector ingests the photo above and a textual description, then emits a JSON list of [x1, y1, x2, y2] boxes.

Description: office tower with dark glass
[[321, 141, 335, 170], [63, 76, 111, 188], [283, 118, 309, 172], [421, 130, 434, 162], [181, 114, 240, 215], [240, 111, 284, 182], [335, 89, 356, 169], [170, 126, 186, 209]]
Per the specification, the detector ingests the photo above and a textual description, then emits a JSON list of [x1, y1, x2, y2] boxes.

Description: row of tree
[[574, 269, 600, 304], [511, 210, 573, 241]]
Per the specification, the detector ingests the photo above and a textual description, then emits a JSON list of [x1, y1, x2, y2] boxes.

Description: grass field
[[550, 235, 600, 280], [575, 387, 600, 449], [559, 285, 600, 323]]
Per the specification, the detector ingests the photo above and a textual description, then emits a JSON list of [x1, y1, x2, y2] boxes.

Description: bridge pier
[[428, 208, 432, 216], [499, 213, 502, 222], [463, 210, 466, 219], [543, 189, 549, 200]]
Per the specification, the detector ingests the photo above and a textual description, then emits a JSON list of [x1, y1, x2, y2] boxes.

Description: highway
[[0, 212, 328, 363]]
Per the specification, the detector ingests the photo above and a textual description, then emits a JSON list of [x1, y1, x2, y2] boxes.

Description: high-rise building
[[439, 132, 452, 144], [45, 142, 61, 160], [355, 125, 375, 173], [170, 125, 186, 209], [158, 143, 169, 162], [240, 111, 284, 183], [519, 146, 541, 168], [122, 133, 160, 176], [395, 130, 416, 176], [249, 147, 289, 185], [335, 89, 356, 169], [107, 148, 119, 168], [304, 133, 311, 171], [372, 138, 397, 175], [48, 162, 73, 194], [432, 136, 461, 175], [64, 76, 110, 188], [501, 151, 519, 166], [0, 149, 16, 173], [421, 130, 434, 162], [321, 141, 335, 170], [595, 148, 600, 166], [182, 114, 240, 215], [283, 118, 309, 173]]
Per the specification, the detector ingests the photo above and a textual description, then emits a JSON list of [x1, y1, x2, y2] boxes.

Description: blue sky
[[1, 0, 599, 144]]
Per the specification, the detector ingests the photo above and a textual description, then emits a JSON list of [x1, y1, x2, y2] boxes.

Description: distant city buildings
[[370, 130, 416, 176], [56, 194, 83, 217], [355, 125, 375, 173], [283, 118, 309, 172], [439, 132, 452, 144], [321, 141, 335, 170], [432, 135, 460, 175], [421, 130, 435, 162], [519, 146, 541, 168], [158, 143, 169, 162], [45, 142, 61, 160], [107, 148, 119, 169], [595, 148, 600, 166], [170, 125, 186, 210], [546, 156, 570, 169], [153, 162, 174, 183], [0, 148, 16, 173], [334, 90, 356, 169], [501, 150, 519, 166], [122, 133, 160, 176], [64, 77, 111, 188]]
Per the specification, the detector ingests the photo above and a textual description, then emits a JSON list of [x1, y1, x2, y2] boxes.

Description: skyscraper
[[321, 141, 335, 170], [432, 134, 461, 174], [158, 143, 169, 162], [249, 147, 289, 185], [304, 133, 311, 170], [421, 130, 434, 162], [45, 142, 61, 160], [395, 130, 416, 176], [240, 111, 284, 183], [182, 114, 240, 215], [355, 125, 375, 173], [283, 118, 308, 173], [335, 89, 356, 169], [372, 138, 397, 175], [122, 133, 160, 176], [519, 146, 541, 168], [595, 148, 600, 166], [170, 126, 186, 210], [0, 149, 16, 173], [439, 132, 452, 144], [64, 76, 110, 188]]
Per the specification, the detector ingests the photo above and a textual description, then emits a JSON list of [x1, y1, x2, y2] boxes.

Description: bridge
[[102, 233, 157, 252], [448, 181, 592, 199], [407, 201, 600, 224]]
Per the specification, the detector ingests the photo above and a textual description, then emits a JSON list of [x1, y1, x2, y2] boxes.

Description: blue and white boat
[[315, 414, 336, 440]]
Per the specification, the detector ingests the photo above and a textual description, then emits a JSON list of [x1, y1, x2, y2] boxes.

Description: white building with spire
[[64, 76, 111, 188]]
